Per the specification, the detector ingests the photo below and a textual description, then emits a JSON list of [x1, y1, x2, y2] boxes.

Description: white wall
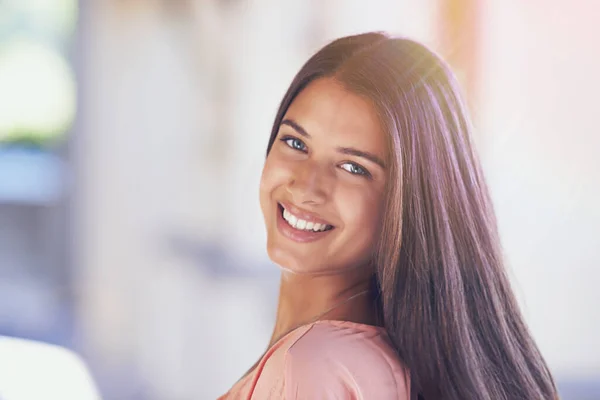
[[480, 0, 600, 377], [76, 1, 434, 399], [74, 1, 598, 398]]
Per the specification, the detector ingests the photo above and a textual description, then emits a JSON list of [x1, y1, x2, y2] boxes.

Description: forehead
[[283, 78, 386, 152]]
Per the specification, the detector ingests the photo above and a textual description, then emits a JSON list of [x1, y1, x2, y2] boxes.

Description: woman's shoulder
[[283, 320, 411, 399], [288, 320, 397, 358], [286, 320, 407, 374]]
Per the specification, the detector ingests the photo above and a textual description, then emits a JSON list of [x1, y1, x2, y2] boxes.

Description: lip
[[278, 201, 334, 226], [276, 203, 335, 243]]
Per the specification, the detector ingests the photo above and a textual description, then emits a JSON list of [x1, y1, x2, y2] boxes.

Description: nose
[[286, 160, 331, 206]]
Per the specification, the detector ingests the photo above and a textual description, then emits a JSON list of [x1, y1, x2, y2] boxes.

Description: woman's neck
[[268, 270, 378, 347]]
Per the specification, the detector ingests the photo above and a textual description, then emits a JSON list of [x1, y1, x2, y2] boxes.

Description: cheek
[[337, 186, 384, 240], [259, 155, 291, 209]]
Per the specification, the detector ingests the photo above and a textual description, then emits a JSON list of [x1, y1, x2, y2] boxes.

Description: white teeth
[[281, 206, 331, 232]]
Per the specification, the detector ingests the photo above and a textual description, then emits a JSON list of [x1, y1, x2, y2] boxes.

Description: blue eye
[[281, 136, 307, 152], [341, 162, 370, 177]]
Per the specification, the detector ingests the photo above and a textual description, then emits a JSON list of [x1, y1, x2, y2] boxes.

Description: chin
[[268, 247, 305, 273], [267, 245, 322, 275]]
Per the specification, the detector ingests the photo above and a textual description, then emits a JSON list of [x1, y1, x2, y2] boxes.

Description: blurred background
[[0, 0, 598, 399]]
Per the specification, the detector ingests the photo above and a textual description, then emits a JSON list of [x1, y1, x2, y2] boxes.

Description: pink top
[[218, 320, 411, 399]]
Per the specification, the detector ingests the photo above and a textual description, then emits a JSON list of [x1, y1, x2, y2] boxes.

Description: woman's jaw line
[[273, 259, 375, 278]]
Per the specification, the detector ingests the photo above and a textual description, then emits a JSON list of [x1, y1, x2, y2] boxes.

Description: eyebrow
[[280, 118, 386, 169], [281, 119, 311, 138], [336, 147, 386, 169]]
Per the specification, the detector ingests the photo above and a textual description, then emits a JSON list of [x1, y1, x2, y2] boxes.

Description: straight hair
[[265, 32, 558, 400]]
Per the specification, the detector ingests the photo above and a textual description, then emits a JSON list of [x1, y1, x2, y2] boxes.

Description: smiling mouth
[[277, 203, 334, 232]]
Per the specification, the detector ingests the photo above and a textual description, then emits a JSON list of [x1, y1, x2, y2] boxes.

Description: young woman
[[219, 32, 558, 400]]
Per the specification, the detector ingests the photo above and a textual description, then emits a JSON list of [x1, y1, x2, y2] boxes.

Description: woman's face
[[260, 77, 388, 275]]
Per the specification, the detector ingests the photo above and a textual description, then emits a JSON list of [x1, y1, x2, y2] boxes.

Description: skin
[[259, 77, 389, 346]]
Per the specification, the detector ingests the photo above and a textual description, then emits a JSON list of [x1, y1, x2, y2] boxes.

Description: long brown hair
[[265, 32, 558, 400]]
